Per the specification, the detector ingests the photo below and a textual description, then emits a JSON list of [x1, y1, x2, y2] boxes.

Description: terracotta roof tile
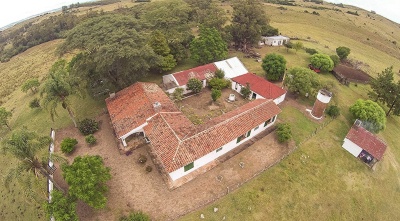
[[232, 73, 286, 100], [346, 124, 387, 160], [172, 63, 217, 86]]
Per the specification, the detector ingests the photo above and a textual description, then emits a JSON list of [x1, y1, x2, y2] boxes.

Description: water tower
[[311, 89, 332, 119]]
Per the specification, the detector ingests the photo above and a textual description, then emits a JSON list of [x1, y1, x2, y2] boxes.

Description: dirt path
[[53, 114, 294, 221]]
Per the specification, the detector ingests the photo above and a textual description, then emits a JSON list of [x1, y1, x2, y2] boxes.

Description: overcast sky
[[0, 0, 399, 29]]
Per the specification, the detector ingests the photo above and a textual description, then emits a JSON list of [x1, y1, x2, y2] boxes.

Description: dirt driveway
[[53, 113, 294, 221]]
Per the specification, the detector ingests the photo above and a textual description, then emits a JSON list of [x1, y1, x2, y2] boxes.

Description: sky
[[0, 0, 399, 29]]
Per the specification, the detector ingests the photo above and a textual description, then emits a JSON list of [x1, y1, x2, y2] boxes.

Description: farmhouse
[[106, 82, 281, 187], [342, 120, 387, 167], [262, 35, 290, 46], [231, 73, 287, 104], [162, 57, 248, 94]]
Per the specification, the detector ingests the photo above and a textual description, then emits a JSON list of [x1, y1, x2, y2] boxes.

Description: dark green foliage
[[325, 105, 340, 118], [85, 134, 97, 145], [21, 78, 40, 94], [209, 78, 230, 90], [172, 88, 184, 101], [0, 107, 12, 130], [185, 0, 227, 30], [336, 46, 351, 60], [62, 155, 111, 209], [284, 67, 320, 96], [190, 26, 228, 64], [215, 69, 225, 79], [44, 190, 78, 221], [78, 118, 99, 136], [29, 98, 41, 109], [119, 211, 150, 221], [305, 48, 318, 55], [349, 99, 386, 133], [138, 155, 147, 164], [187, 78, 203, 93], [61, 138, 78, 154], [211, 89, 222, 101], [240, 84, 252, 99], [146, 165, 153, 172], [292, 41, 303, 52], [276, 123, 292, 143], [261, 25, 279, 36], [330, 55, 340, 67], [310, 54, 334, 72], [148, 30, 177, 71], [262, 53, 287, 81], [228, 0, 269, 50]]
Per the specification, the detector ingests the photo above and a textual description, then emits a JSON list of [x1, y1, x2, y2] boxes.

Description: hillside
[[0, 0, 399, 220]]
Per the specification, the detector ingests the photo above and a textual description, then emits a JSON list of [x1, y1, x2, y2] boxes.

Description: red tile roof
[[105, 82, 178, 138], [232, 73, 286, 100], [345, 124, 387, 160], [144, 99, 281, 173], [172, 63, 217, 86]]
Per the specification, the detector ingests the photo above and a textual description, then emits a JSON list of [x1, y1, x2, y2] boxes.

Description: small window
[[254, 126, 259, 131], [264, 118, 272, 127], [216, 147, 223, 153], [236, 136, 243, 143], [184, 162, 194, 172], [246, 130, 251, 137], [235, 83, 238, 90]]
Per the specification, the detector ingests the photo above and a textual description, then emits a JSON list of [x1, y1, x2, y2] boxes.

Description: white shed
[[262, 35, 290, 46]]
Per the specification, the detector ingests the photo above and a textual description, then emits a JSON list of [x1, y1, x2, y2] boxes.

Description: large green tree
[[185, 0, 227, 30], [44, 190, 78, 221], [349, 99, 386, 133], [2, 129, 65, 198], [62, 155, 111, 209], [228, 0, 268, 51], [336, 46, 351, 60], [21, 78, 40, 94], [187, 78, 203, 93], [41, 60, 83, 127], [190, 26, 228, 64], [310, 54, 334, 72], [284, 67, 320, 96], [261, 53, 287, 81], [148, 30, 177, 71], [0, 107, 12, 130], [60, 14, 161, 89]]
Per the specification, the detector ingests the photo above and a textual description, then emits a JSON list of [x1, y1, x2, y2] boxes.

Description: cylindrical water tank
[[311, 89, 332, 119]]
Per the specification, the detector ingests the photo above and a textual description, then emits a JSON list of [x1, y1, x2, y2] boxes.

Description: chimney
[[354, 119, 362, 128], [153, 101, 162, 112], [109, 92, 116, 99]]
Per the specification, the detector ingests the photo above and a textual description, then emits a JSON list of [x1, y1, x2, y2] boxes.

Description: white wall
[[120, 122, 148, 146], [273, 93, 286, 105], [169, 116, 277, 181], [342, 138, 363, 157]]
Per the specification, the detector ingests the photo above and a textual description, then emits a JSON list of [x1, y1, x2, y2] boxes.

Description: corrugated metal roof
[[214, 57, 248, 79]]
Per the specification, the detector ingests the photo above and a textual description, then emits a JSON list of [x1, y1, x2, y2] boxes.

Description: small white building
[[262, 35, 290, 46], [231, 73, 287, 105]]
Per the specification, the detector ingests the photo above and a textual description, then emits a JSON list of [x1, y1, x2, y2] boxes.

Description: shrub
[[119, 211, 150, 221], [215, 69, 225, 79], [209, 78, 230, 90], [85, 134, 97, 145], [325, 105, 340, 118], [138, 155, 147, 164], [186, 78, 203, 93], [305, 48, 318, 55], [172, 88, 184, 101], [312, 11, 320, 16], [336, 46, 351, 60], [211, 89, 222, 102], [276, 123, 292, 143], [240, 84, 252, 99], [145, 166, 153, 173], [330, 55, 340, 67], [61, 138, 78, 154], [29, 98, 41, 109], [78, 118, 99, 135]]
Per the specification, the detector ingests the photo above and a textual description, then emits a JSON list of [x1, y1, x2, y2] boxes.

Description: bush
[[186, 78, 203, 93], [214, 69, 225, 79], [119, 211, 150, 221], [330, 55, 340, 67], [138, 155, 147, 164], [172, 88, 184, 101], [211, 89, 222, 101], [305, 48, 318, 55], [78, 118, 99, 135], [145, 166, 153, 173], [325, 105, 340, 118], [240, 84, 252, 99], [61, 138, 78, 154], [209, 78, 230, 90], [29, 98, 41, 109], [85, 134, 97, 145], [276, 123, 292, 143]]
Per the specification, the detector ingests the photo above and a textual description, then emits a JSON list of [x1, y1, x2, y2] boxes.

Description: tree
[[44, 190, 78, 221], [211, 89, 222, 102], [187, 78, 203, 93], [2, 129, 65, 198], [284, 67, 320, 96], [172, 88, 184, 101], [261, 25, 279, 37], [21, 78, 40, 94], [62, 155, 111, 209], [276, 123, 292, 143], [41, 60, 83, 127], [0, 107, 12, 130], [292, 41, 303, 53], [261, 53, 287, 81], [185, 0, 227, 30], [330, 55, 340, 67], [214, 69, 225, 79], [336, 46, 351, 60], [325, 105, 340, 118], [240, 83, 252, 99], [209, 78, 230, 90], [148, 30, 177, 71], [229, 0, 268, 51], [349, 99, 386, 133], [190, 26, 228, 64], [310, 54, 334, 72]]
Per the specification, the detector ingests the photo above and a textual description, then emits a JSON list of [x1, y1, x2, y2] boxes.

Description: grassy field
[[0, 0, 399, 220]]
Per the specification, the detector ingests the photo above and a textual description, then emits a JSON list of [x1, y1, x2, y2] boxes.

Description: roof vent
[[109, 92, 116, 99], [354, 119, 362, 128], [153, 101, 162, 112]]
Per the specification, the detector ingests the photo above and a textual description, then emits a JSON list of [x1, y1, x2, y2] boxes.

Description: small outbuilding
[[262, 35, 290, 46], [342, 120, 387, 167]]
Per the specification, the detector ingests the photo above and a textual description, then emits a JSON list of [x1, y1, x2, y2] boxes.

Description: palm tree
[[41, 59, 84, 127], [2, 129, 66, 198]]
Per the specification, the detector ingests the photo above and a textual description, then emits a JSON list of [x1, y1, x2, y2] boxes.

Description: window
[[184, 162, 194, 172], [216, 147, 223, 153], [236, 135, 244, 143], [247, 130, 251, 137], [272, 115, 277, 122], [235, 82, 238, 90], [237, 130, 251, 143], [254, 126, 259, 131], [264, 118, 272, 127]]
